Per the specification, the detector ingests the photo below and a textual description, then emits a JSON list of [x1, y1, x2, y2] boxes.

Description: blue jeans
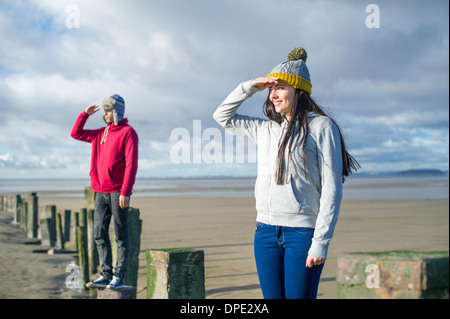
[[254, 223, 324, 299], [94, 191, 129, 279]]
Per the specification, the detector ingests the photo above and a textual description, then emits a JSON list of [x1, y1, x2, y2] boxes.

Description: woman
[[213, 47, 360, 299]]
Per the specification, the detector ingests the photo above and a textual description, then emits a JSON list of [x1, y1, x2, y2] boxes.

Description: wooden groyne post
[[40, 205, 56, 247], [84, 187, 99, 275], [125, 207, 142, 287], [55, 211, 64, 249], [110, 207, 142, 287], [336, 250, 449, 299], [146, 248, 205, 299], [83, 187, 141, 298], [87, 208, 99, 275], [73, 211, 79, 251], [26, 192, 38, 239], [63, 209, 71, 244], [77, 226, 90, 288], [12, 194, 21, 225]]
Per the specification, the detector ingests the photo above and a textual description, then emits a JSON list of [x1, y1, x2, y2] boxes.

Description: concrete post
[[336, 250, 449, 299], [146, 248, 205, 299]]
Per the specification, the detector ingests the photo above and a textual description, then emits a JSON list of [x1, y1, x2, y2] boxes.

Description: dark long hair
[[264, 89, 360, 185]]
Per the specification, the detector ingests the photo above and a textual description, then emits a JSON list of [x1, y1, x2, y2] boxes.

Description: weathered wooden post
[[45, 205, 57, 244], [3, 195, 10, 213], [40, 205, 57, 247], [21, 199, 28, 234], [125, 207, 142, 287], [84, 186, 95, 209], [146, 248, 205, 299], [77, 226, 90, 288], [87, 208, 99, 275], [111, 207, 142, 287], [13, 194, 21, 225], [92, 207, 141, 299], [79, 208, 87, 228], [63, 209, 71, 244], [26, 192, 38, 239], [56, 212, 64, 249], [39, 217, 55, 247], [73, 211, 79, 251], [78, 209, 88, 252], [336, 250, 449, 299], [84, 186, 99, 274]]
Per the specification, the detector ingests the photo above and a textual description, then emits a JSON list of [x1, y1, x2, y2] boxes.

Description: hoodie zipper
[[268, 120, 288, 224]]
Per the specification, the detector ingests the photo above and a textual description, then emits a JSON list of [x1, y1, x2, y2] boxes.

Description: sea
[[0, 174, 448, 200]]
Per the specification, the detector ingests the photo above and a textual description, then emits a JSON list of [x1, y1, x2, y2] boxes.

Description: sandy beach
[[1, 193, 448, 299]]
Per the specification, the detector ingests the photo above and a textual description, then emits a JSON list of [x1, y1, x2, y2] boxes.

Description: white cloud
[[0, 0, 448, 178]]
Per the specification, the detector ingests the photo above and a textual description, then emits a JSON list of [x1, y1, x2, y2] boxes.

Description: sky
[[0, 0, 448, 179]]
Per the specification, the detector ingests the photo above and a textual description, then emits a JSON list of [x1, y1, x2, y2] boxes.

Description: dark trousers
[[94, 191, 129, 279]]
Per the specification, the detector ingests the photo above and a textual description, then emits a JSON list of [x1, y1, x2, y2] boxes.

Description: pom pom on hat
[[287, 47, 307, 62], [267, 46, 312, 95]]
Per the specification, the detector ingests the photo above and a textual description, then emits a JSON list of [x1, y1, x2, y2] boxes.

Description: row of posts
[[0, 190, 142, 296], [1, 190, 205, 299]]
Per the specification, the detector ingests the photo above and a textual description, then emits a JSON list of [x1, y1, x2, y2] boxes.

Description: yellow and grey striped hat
[[267, 47, 312, 95]]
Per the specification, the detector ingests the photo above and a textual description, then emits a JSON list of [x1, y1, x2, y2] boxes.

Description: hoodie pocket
[[269, 175, 301, 213], [99, 167, 115, 189]]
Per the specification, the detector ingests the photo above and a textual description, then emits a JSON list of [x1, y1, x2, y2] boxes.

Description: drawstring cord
[[100, 125, 110, 144]]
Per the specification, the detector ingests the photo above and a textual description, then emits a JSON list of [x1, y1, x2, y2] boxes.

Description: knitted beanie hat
[[102, 94, 125, 125], [267, 47, 312, 95]]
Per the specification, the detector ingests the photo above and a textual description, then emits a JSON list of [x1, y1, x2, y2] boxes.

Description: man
[[71, 94, 138, 288]]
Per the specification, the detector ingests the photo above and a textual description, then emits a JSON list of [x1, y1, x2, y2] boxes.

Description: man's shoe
[[106, 276, 124, 289], [86, 275, 111, 288]]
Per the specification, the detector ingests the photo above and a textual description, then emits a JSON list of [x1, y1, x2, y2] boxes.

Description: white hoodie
[[213, 81, 343, 259]]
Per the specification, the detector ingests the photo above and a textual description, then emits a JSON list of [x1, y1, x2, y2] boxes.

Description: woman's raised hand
[[250, 77, 279, 90]]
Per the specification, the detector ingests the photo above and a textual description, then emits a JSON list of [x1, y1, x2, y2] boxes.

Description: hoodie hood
[[100, 119, 129, 144]]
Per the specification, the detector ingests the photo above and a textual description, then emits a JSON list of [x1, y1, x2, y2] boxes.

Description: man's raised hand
[[85, 104, 100, 115]]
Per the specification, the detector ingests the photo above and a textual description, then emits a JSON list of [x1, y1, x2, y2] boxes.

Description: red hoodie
[[71, 111, 138, 197]]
